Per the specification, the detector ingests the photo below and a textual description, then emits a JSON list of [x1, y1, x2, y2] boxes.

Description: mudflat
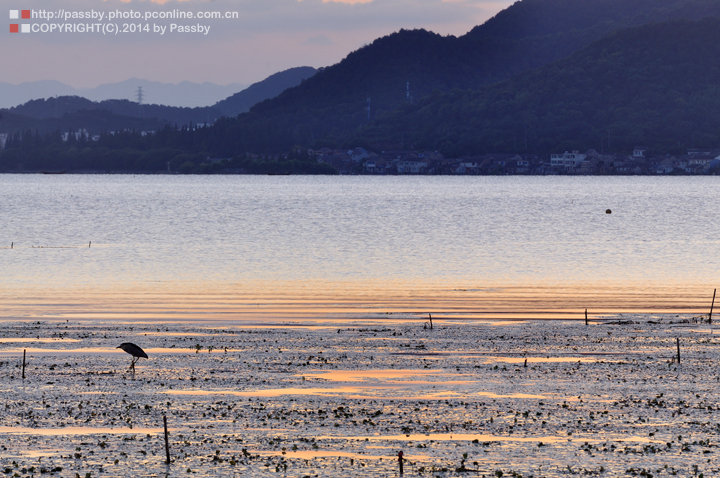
[[0, 315, 718, 477]]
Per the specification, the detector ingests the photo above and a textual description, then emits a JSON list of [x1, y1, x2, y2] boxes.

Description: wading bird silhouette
[[117, 342, 148, 372]]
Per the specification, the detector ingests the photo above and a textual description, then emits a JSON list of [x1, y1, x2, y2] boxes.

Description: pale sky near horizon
[[3, 0, 515, 88]]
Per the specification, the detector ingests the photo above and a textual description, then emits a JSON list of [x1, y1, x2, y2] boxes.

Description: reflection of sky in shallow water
[[300, 368, 463, 382], [0, 347, 246, 355], [318, 433, 662, 445], [0, 426, 164, 436], [21, 449, 67, 458], [0, 337, 81, 343], [252, 449, 432, 461], [164, 387, 470, 400], [165, 387, 367, 397]]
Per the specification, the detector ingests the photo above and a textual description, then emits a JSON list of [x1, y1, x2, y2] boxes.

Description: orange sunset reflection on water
[[0, 278, 715, 323]]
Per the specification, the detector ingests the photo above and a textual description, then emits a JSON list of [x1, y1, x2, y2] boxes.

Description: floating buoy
[[605, 209, 612, 214]]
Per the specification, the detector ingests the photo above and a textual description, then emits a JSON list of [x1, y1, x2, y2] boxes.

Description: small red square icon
[[21, 10, 31, 19], [10, 24, 19, 33]]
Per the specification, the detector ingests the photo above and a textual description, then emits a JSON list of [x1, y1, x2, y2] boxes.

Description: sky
[[4, 0, 515, 88]]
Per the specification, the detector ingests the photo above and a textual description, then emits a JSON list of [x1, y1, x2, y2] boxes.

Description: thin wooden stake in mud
[[398, 451, 404, 475], [88, 241, 92, 248], [710, 289, 716, 324], [10, 242, 13, 249], [676, 338, 681, 364], [585, 309, 588, 326], [22, 349, 26, 379], [163, 415, 171, 464], [428, 313, 433, 330]]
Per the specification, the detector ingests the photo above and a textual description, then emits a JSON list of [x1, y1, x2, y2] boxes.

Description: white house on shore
[[396, 160, 428, 174], [550, 151, 587, 170], [632, 147, 648, 159]]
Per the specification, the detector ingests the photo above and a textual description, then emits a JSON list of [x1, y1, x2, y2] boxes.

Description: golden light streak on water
[[0, 279, 715, 323]]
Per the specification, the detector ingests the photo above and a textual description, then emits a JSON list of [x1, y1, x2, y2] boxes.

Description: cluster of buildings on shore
[[311, 147, 720, 175], [4, 129, 720, 175]]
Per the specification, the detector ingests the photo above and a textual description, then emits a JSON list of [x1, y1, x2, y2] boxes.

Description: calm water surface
[[0, 175, 718, 321]]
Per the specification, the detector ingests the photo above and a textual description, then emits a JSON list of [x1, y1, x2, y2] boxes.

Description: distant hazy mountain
[[0, 81, 76, 109], [0, 79, 247, 109], [0, 67, 318, 133], [80, 79, 248, 108]]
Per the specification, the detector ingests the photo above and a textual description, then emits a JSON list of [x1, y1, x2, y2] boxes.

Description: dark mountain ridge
[[358, 18, 720, 155], [214, 66, 316, 116], [205, 0, 720, 154]]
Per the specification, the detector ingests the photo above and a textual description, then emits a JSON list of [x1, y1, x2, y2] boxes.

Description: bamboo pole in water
[[710, 289, 716, 323], [164, 415, 171, 464]]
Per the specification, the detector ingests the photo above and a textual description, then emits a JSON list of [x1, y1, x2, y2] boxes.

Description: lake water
[[1, 175, 718, 322]]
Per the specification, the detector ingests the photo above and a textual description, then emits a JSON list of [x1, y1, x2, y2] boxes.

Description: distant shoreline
[[1, 171, 718, 176]]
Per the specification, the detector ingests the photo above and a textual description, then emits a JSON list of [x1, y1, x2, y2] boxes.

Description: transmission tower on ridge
[[136, 86, 144, 105]]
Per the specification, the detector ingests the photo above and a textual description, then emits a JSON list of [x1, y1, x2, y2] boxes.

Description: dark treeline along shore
[[3, 0, 720, 174]]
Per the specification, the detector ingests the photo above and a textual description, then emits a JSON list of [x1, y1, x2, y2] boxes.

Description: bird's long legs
[[129, 356, 138, 372]]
